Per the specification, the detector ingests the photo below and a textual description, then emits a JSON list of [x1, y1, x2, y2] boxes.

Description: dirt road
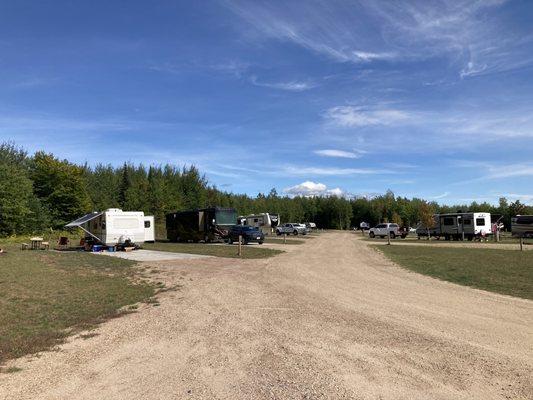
[[2, 232, 532, 399]]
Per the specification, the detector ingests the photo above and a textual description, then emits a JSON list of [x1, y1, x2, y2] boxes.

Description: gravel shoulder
[[1, 232, 532, 400]]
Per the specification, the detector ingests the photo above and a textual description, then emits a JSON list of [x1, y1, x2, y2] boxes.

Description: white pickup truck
[[368, 223, 407, 239], [276, 223, 308, 236]]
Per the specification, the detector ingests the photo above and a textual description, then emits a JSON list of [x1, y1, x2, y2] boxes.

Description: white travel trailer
[[436, 212, 491, 240], [512, 215, 533, 238], [242, 213, 280, 235], [66, 208, 155, 246]]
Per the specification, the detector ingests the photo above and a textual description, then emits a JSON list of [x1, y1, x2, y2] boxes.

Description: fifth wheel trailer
[[65, 208, 155, 246], [240, 213, 280, 235], [166, 207, 237, 242], [417, 212, 492, 240], [512, 215, 533, 238]]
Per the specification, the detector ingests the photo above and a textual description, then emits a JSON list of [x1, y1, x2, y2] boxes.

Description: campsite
[[1, 143, 533, 399], [2, 1, 533, 398]]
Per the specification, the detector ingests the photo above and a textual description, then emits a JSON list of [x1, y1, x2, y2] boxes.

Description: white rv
[[436, 212, 491, 240], [66, 208, 155, 246], [242, 213, 280, 235]]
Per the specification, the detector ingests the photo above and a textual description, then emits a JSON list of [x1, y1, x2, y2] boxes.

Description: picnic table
[[30, 237, 44, 250]]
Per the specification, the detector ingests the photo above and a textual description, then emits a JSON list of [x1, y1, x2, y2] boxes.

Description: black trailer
[[166, 207, 237, 242]]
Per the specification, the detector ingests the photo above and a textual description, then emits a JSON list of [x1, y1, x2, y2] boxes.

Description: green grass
[[0, 242, 154, 365], [364, 234, 531, 246], [142, 241, 283, 259], [375, 245, 533, 300], [264, 237, 304, 245]]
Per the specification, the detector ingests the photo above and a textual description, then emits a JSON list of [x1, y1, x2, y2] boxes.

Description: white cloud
[[431, 192, 450, 200], [211, 60, 250, 78], [249, 76, 316, 91], [351, 51, 397, 62], [324, 106, 411, 127], [486, 164, 533, 179], [226, 0, 532, 77], [314, 149, 364, 159], [283, 181, 345, 197]]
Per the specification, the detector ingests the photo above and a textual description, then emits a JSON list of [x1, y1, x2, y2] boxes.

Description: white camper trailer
[[242, 213, 280, 235], [436, 212, 491, 240], [66, 208, 155, 246]]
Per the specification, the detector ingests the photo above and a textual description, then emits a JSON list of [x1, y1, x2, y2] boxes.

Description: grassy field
[[143, 241, 283, 259], [358, 234, 533, 248], [376, 245, 533, 300], [0, 242, 154, 366]]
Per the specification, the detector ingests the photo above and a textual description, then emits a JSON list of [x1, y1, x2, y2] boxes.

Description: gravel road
[[1, 232, 532, 400]]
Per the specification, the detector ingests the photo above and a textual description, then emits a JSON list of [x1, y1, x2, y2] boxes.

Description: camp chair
[[21, 243, 29, 250], [57, 237, 70, 250], [40, 241, 50, 250]]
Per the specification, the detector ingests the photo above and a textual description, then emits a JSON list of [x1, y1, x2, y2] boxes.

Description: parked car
[[276, 223, 308, 236], [227, 225, 264, 244], [368, 223, 407, 239], [296, 223, 310, 234]]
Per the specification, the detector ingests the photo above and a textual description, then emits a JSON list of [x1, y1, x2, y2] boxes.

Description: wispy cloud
[[314, 149, 364, 159], [210, 60, 250, 78], [283, 165, 393, 176], [226, 0, 533, 77], [451, 162, 533, 186], [249, 75, 316, 91], [485, 164, 533, 179], [324, 105, 411, 127], [431, 191, 450, 200]]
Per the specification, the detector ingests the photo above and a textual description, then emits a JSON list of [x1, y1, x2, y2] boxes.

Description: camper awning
[[65, 212, 102, 228], [65, 212, 104, 243]]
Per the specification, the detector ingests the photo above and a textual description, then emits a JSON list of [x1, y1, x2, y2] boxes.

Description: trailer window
[[463, 219, 471, 225], [516, 216, 533, 224], [144, 220, 151, 228], [476, 218, 486, 226], [443, 217, 455, 226]]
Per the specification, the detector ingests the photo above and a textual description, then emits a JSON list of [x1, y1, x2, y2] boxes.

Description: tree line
[[0, 142, 531, 236]]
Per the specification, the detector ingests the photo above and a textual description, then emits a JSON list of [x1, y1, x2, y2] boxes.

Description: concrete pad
[[96, 249, 212, 262]]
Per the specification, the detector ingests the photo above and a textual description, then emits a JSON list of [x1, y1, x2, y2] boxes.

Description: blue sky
[[1, 0, 532, 204]]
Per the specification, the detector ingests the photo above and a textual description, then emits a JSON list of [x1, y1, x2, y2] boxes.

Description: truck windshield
[[215, 209, 237, 225]]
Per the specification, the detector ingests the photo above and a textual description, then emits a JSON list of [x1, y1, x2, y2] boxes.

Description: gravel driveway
[[2, 232, 532, 399]]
